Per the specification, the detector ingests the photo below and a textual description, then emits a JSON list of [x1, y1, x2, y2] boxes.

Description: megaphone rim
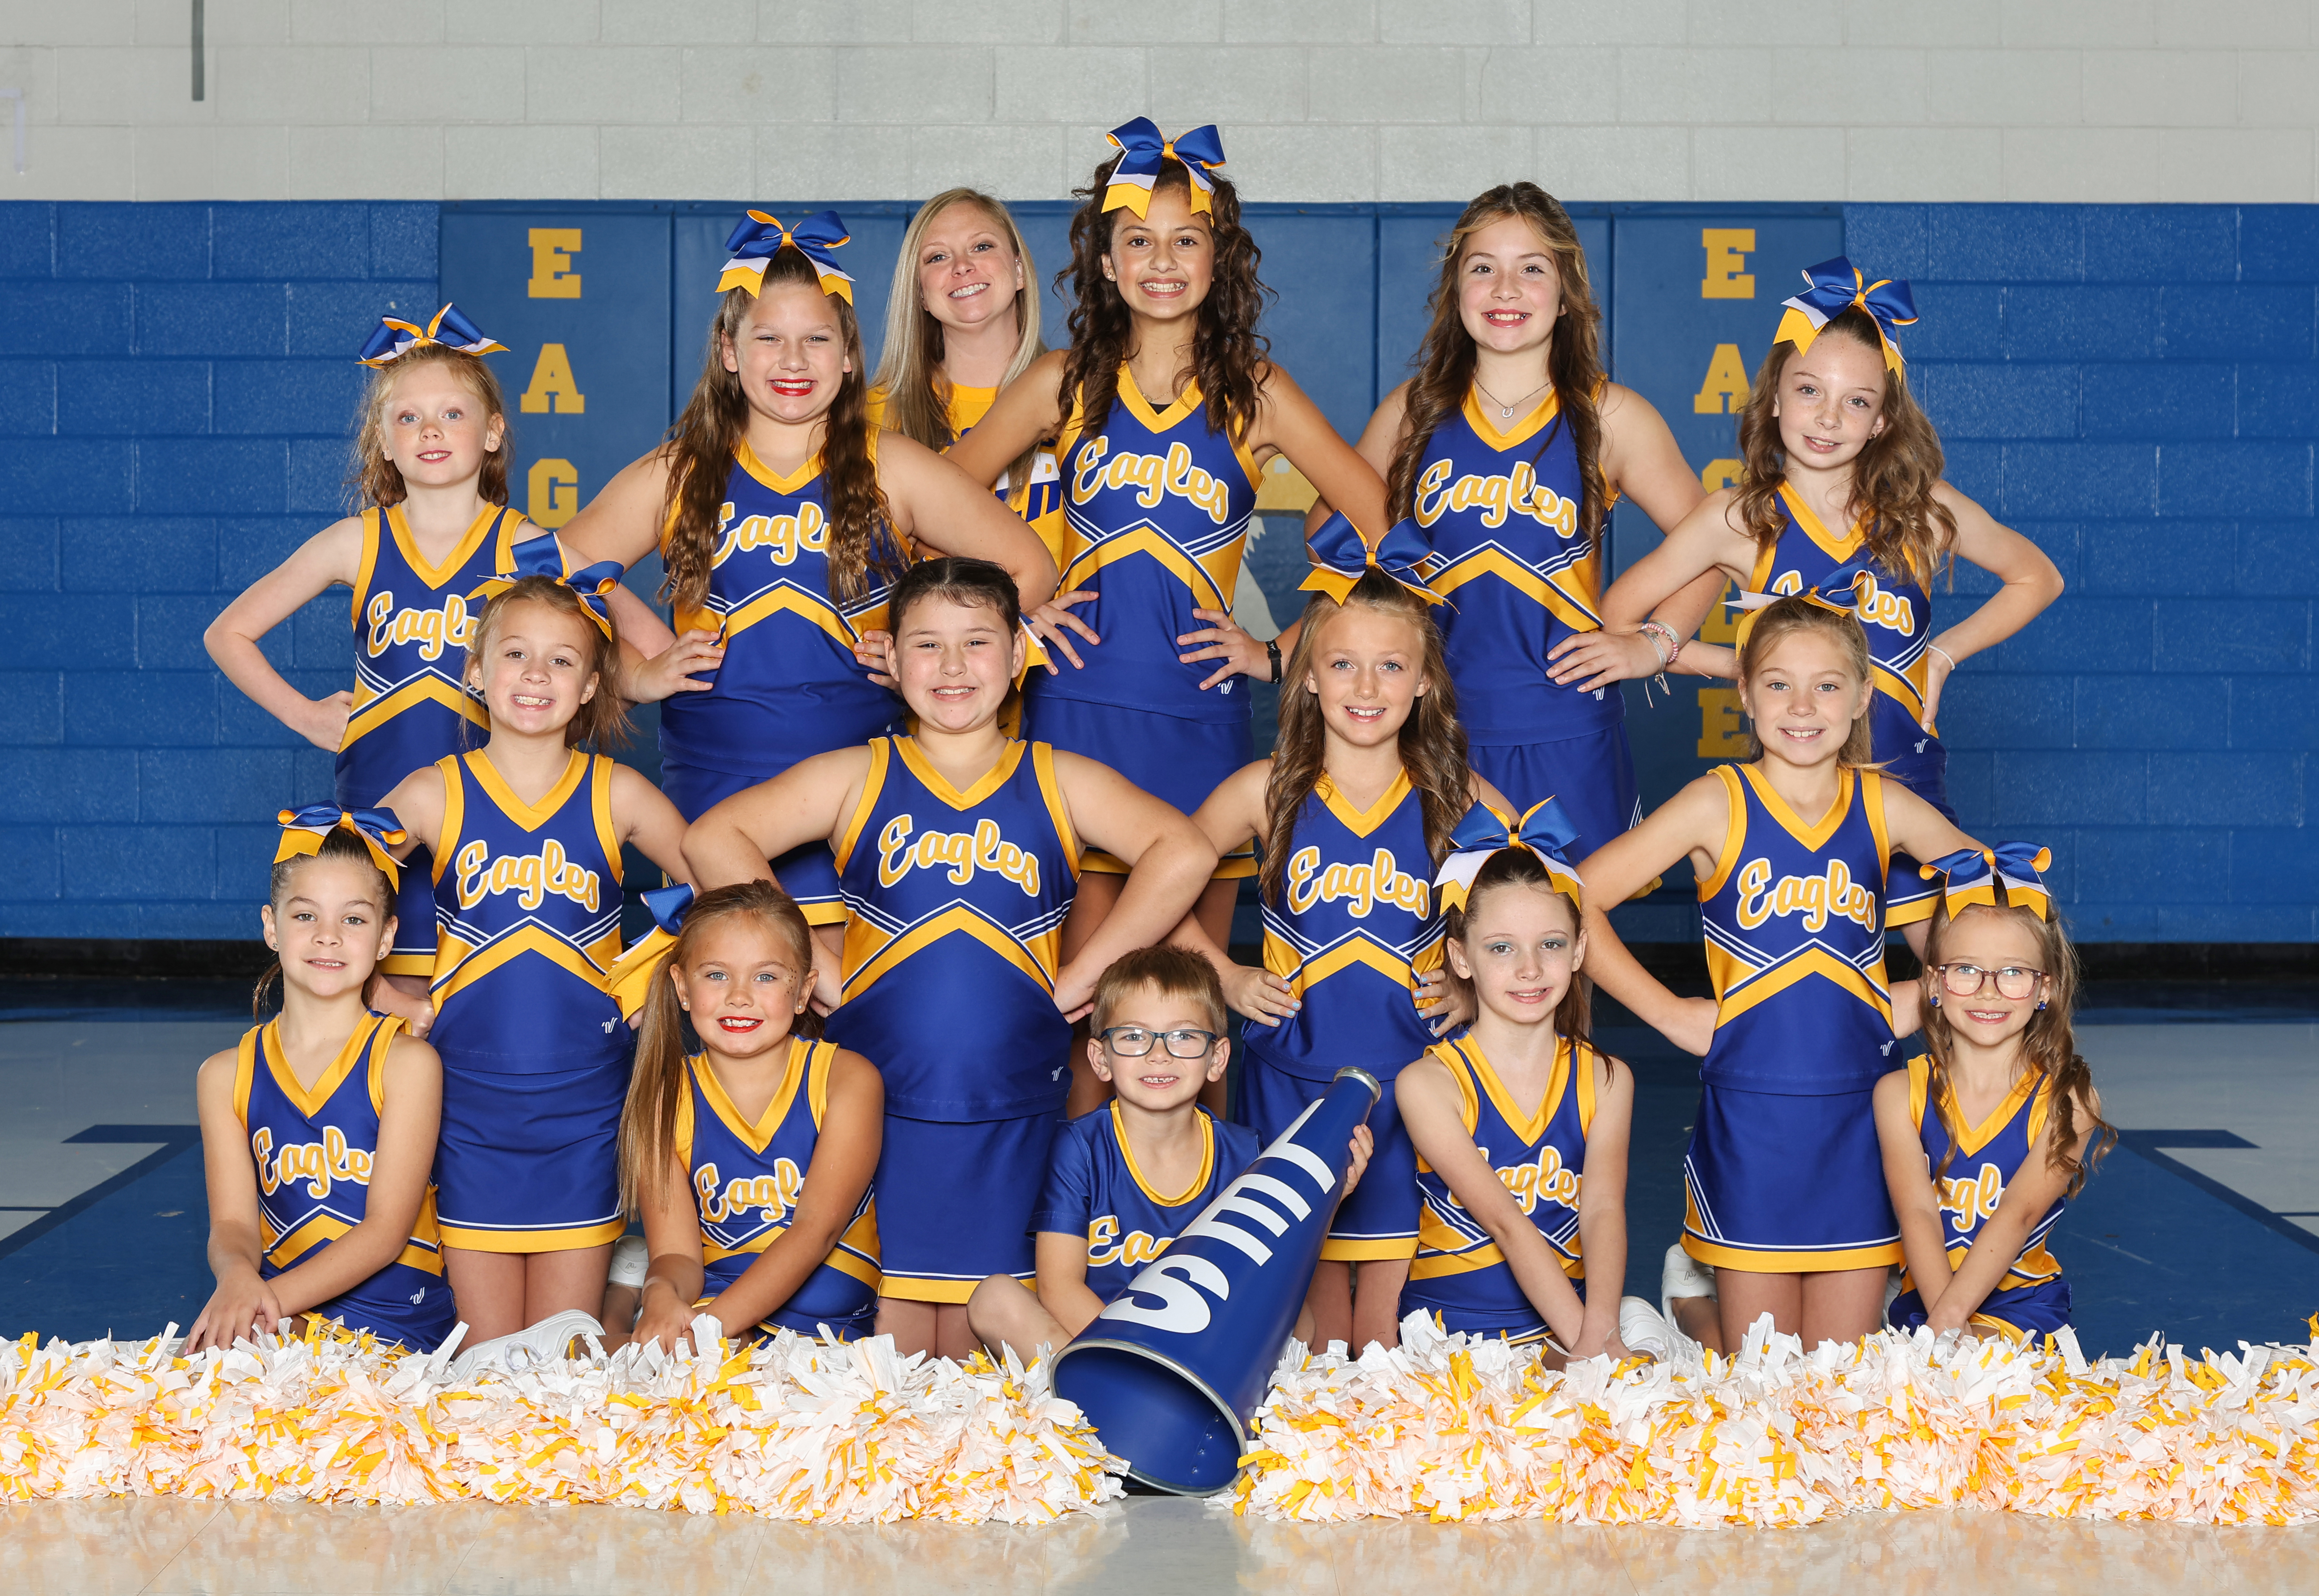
[[1331, 1064, 1382, 1106], [1052, 1334, 1251, 1494]]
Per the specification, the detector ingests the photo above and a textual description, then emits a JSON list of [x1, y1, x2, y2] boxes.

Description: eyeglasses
[[1097, 1026, 1221, 1059], [1934, 963, 2047, 1000]]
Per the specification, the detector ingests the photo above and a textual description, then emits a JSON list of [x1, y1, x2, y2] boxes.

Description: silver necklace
[[1473, 376, 1550, 419]]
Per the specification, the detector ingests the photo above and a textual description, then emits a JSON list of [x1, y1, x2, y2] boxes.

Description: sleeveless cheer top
[[1405, 1034, 1598, 1335], [427, 749, 627, 1072], [824, 736, 1081, 1119], [1035, 367, 1259, 723], [1243, 771, 1449, 1083], [1414, 389, 1618, 745], [658, 440, 906, 781], [234, 1013, 456, 1349], [678, 1038, 881, 1335], [1900, 1056, 2069, 1311], [866, 381, 1065, 557], [335, 504, 541, 806], [1031, 1102, 1262, 1304], [1697, 763, 1899, 1093]]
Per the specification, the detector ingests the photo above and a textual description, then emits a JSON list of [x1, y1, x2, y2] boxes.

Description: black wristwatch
[[1265, 638, 1283, 683]]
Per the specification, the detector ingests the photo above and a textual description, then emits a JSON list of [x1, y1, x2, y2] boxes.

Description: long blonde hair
[[1735, 595, 1877, 768], [874, 189, 1046, 492]]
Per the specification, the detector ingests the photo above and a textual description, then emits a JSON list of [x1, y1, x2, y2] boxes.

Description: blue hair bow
[[469, 538, 625, 644], [1727, 553, 1885, 650], [1102, 118, 1227, 219], [1918, 843, 2054, 922], [717, 209, 854, 304], [1434, 796, 1585, 912], [604, 883, 696, 1022], [1774, 257, 1918, 372], [357, 302, 507, 368], [275, 805, 408, 888], [1298, 512, 1445, 608]]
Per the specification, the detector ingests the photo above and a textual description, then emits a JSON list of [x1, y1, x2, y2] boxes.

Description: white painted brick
[[1926, 50, 2080, 127], [211, 44, 371, 124], [1474, 47, 1618, 125], [449, 1, 602, 46], [602, 122, 754, 198], [2159, 127, 2315, 202], [755, 0, 912, 43], [1533, 122, 1688, 198], [0, 0, 135, 47], [56, 46, 217, 125], [1767, 48, 1927, 125], [528, 45, 682, 124], [756, 121, 912, 200], [444, 122, 599, 197], [1057, 119, 1135, 186], [1845, 125, 2004, 202], [2158, 0, 2308, 50], [1618, 46, 1774, 125], [135, 123, 290, 198], [906, 121, 1066, 200], [602, 0, 755, 44], [2000, 0, 2155, 49], [1378, 122, 1533, 200], [288, 0, 443, 44], [2239, 52, 2319, 129], [910, 0, 1064, 45], [289, 122, 444, 197], [15, 124, 135, 198], [2001, 125, 2160, 201], [1838, 0, 2000, 47], [1377, 0, 1529, 46], [1690, 125, 1834, 202], [836, 45, 993, 123], [1066, 1, 1224, 46], [993, 46, 1146, 123], [1220, 122, 1375, 201], [1528, 0, 1684, 46], [1149, 45, 1304, 125], [681, 46, 837, 122], [1226, 1, 1375, 45], [2081, 50, 2235, 129], [136, 0, 288, 46], [1309, 46, 1465, 124], [370, 47, 526, 125], [0, 43, 56, 121], [1683, 0, 1798, 49]]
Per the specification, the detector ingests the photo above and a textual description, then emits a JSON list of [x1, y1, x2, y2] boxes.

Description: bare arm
[[559, 450, 725, 704], [202, 518, 365, 752], [1568, 1056, 1634, 1358], [1243, 363, 1389, 540], [611, 765, 696, 888], [947, 350, 1067, 489], [629, 1144, 713, 1354], [876, 431, 1059, 610], [1576, 775, 1730, 1056], [186, 1049, 286, 1352], [680, 747, 868, 890], [1052, 753, 1219, 1020], [1875, 1071, 1953, 1322], [1034, 1230, 1109, 1341], [1165, 762, 1291, 1022], [376, 764, 450, 859], [1917, 483, 2065, 727]]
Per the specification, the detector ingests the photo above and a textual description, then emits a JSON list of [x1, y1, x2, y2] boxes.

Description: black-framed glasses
[[1935, 963, 2046, 1000], [1098, 1026, 1221, 1059]]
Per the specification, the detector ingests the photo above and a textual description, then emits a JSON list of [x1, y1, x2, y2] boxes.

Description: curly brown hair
[[659, 248, 895, 615], [1734, 308, 1956, 588], [1385, 184, 1608, 556], [1056, 156, 1270, 443], [346, 343, 511, 510]]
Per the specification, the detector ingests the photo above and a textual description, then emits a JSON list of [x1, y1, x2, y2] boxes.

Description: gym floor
[[3, 979, 2316, 1592]]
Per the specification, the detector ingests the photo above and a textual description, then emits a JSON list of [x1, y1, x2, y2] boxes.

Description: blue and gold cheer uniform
[[868, 380, 1065, 560], [824, 735, 1080, 1299], [1238, 771, 1452, 1261], [1401, 1034, 1598, 1344], [1032, 1101, 1262, 1304], [427, 748, 629, 1252], [335, 503, 540, 973], [658, 440, 908, 923], [233, 1013, 456, 1351], [1886, 1057, 2072, 1343], [1413, 389, 1635, 863], [1681, 762, 1906, 1273], [1749, 484, 1945, 925], [1021, 367, 1259, 875], [676, 1039, 881, 1340]]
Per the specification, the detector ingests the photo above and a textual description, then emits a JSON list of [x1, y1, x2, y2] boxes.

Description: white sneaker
[[607, 1233, 650, 1289], [1660, 1241, 1717, 1322], [446, 1308, 604, 1383], [1618, 1296, 1675, 1362]]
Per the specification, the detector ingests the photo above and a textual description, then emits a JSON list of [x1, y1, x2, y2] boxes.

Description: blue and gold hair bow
[[1298, 511, 1446, 608], [468, 538, 624, 645], [1434, 797, 1584, 913], [1774, 257, 1918, 373], [357, 303, 507, 368], [603, 883, 695, 1022], [717, 209, 855, 303], [1102, 118, 1227, 218], [1919, 844, 2053, 922], [1727, 554, 1882, 651], [275, 806, 408, 888]]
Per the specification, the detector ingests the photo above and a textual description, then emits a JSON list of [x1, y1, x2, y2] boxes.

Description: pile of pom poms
[[1222, 1311, 2319, 1526], [0, 1317, 1122, 1523]]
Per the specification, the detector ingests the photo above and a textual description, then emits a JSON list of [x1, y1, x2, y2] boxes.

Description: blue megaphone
[[1052, 1065, 1381, 1495]]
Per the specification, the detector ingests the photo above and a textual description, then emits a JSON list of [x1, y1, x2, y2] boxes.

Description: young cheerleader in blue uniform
[[681, 557, 1216, 1360], [1173, 517, 1510, 1351], [1877, 847, 2112, 1344], [187, 813, 455, 1354], [605, 881, 883, 1351], [377, 571, 692, 1343], [1580, 592, 1982, 1350], [1597, 259, 2063, 942], [947, 119, 1395, 1001]]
